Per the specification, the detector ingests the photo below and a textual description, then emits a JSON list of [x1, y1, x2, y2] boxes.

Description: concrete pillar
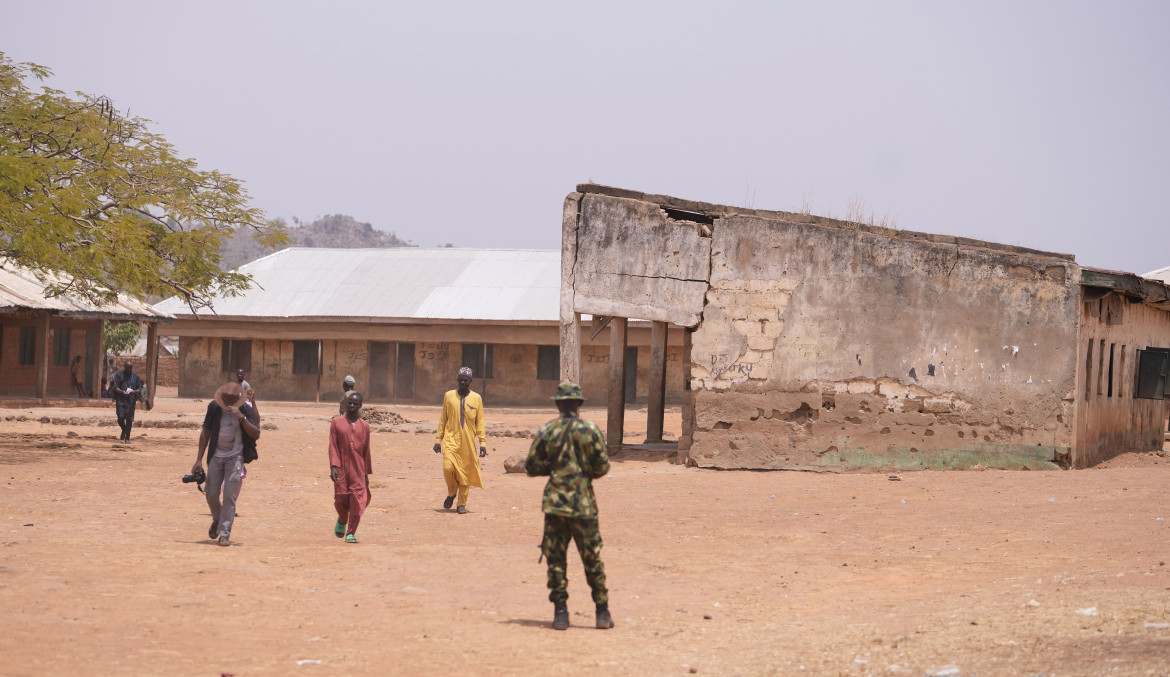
[[144, 322, 159, 409], [645, 321, 667, 443], [559, 193, 583, 383], [36, 312, 50, 400], [560, 312, 581, 384], [607, 317, 628, 449]]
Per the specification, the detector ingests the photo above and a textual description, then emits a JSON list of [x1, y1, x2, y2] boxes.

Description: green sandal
[[345, 534, 357, 543], [334, 521, 345, 538]]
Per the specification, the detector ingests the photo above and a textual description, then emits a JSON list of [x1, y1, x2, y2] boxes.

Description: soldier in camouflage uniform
[[525, 381, 614, 631]]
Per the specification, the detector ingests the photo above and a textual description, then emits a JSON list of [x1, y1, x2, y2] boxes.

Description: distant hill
[[221, 214, 414, 270]]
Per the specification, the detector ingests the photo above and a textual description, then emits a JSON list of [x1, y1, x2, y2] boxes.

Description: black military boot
[[552, 602, 569, 631], [595, 603, 614, 629]]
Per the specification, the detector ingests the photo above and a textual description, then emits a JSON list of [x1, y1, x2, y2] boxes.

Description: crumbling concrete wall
[[564, 186, 1086, 470], [1073, 291, 1170, 467], [687, 213, 1081, 470], [572, 193, 711, 327]]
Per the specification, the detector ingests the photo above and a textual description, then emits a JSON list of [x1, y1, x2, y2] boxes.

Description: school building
[[0, 261, 171, 404], [153, 248, 687, 408]]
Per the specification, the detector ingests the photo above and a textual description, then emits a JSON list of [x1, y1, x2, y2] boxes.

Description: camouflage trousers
[[542, 513, 607, 605]]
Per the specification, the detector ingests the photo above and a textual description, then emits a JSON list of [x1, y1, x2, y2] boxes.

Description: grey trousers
[[206, 452, 243, 538]]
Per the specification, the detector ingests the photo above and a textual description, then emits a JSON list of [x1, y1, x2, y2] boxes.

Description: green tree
[[0, 52, 289, 312], [103, 321, 140, 355]]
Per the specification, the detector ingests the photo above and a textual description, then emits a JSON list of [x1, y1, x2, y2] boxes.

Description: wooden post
[[144, 322, 159, 409], [645, 321, 667, 443], [607, 317, 628, 449], [36, 312, 50, 400]]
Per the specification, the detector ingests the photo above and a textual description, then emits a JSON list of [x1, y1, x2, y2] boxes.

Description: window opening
[[537, 345, 559, 380], [1096, 339, 1105, 396], [461, 343, 494, 378], [292, 340, 321, 374], [221, 339, 252, 373], [54, 327, 71, 366], [1118, 345, 1127, 398], [1134, 348, 1170, 400], [1084, 339, 1094, 399], [1107, 343, 1115, 397], [19, 326, 36, 365]]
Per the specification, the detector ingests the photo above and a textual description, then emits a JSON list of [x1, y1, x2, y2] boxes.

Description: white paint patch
[[1012, 346, 1019, 357], [974, 348, 979, 353], [1027, 376, 1033, 384]]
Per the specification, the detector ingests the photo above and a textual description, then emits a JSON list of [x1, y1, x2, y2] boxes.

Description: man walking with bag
[[191, 382, 260, 547]]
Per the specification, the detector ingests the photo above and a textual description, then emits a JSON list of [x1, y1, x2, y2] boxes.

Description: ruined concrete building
[[559, 185, 1170, 469]]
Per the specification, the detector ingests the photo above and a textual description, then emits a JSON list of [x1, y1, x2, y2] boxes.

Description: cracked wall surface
[[572, 193, 711, 326], [687, 213, 1081, 470], [565, 187, 1095, 470]]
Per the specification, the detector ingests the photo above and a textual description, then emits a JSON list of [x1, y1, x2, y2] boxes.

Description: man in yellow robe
[[433, 366, 486, 513]]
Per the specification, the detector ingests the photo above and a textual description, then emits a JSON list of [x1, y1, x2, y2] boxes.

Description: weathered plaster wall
[[1073, 293, 1170, 467], [572, 194, 711, 326], [683, 215, 1083, 470]]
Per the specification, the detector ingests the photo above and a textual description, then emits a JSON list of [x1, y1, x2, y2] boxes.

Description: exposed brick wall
[[156, 354, 179, 387]]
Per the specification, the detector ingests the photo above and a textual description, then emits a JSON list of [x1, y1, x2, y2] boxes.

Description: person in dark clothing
[[110, 361, 143, 441]]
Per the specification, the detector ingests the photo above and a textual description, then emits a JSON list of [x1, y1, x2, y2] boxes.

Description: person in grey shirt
[[191, 382, 260, 546]]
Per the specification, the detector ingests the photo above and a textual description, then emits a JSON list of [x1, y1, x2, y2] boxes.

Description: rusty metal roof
[[153, 248, 561, 322], [0, 261, 172, 321]]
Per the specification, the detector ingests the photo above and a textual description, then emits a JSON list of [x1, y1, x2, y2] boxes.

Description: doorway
[[625, 345, 637, 401], [369, 342, 390, 399], [395, 342, 415, 401]]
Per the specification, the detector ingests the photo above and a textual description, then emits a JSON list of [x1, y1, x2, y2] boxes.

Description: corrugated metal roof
[[0, 261, 172, 321], [1144, 265, 1170, 284], [153, 248, 561, 322]]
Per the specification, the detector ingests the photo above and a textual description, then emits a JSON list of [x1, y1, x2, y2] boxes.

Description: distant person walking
[[525, 381, 613, 631], [432, 367, 486, 514], [339, 375, 356, 415], [110, 360, 143, 441], [329, 391, 372, 543], [70, 355, 85, 397]]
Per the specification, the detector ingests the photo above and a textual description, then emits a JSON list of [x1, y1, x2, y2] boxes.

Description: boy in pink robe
[[329, 391, 372, 543]]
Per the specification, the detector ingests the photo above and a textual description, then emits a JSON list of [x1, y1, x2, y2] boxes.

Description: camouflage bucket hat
[[552, 381, 584, 401]]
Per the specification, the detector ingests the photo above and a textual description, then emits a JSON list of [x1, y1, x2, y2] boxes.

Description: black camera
[[182, 468, 207, 492]]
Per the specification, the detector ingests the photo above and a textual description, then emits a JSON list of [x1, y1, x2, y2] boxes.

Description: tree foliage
[[103, 321, 140, 355], [0, 52, 289, 312]]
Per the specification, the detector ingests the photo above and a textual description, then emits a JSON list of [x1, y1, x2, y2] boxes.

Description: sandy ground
[[1, 394, 1169, 677]]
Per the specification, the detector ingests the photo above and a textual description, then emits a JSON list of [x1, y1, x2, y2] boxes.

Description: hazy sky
[[4, 1, 1168, 274]]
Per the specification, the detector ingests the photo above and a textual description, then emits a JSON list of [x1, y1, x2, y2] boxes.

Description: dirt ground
[[1, 394, 1169, 677]]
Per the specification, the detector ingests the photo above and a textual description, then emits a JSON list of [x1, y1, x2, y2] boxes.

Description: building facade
[[0, 263, 171, 403], [155, 248, 686, 407], [559, 185, 1170, 468]]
